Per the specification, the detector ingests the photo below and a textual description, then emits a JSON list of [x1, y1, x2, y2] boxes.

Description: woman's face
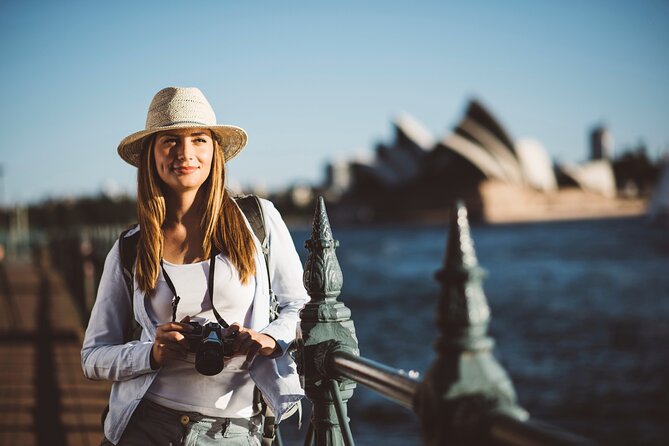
[[153, 128, 215, 195]]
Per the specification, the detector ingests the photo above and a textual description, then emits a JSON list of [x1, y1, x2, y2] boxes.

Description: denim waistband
[[136, 398, 262, 432]]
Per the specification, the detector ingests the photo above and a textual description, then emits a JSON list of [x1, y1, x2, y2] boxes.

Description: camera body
[[182, 321, 236, 376]]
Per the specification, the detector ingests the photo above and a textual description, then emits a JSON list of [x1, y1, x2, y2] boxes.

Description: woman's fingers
[[152, 321, 278, 368], [237, 335, 255, 354], [156, 329, 186, 343], [157, 321, 191, 332], [157, 321, 193, 334], [156, 320, 193, 344], [230, 326, 277, 360], [226, 322, 242, 337], [231, 328, 249, 353], [151, 320, 192, 367]]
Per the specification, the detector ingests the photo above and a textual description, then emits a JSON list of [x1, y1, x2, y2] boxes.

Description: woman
[[82, 87, 309, 445]]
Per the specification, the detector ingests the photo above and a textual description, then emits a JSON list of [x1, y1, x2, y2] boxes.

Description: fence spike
[[416, 200, 527, 446], [303, 196, 343, 302], [436, 199, 492, 350], [298, 197, 358, 446]]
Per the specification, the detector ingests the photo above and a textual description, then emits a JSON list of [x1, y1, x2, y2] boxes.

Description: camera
[[182, 321, 236, 376]]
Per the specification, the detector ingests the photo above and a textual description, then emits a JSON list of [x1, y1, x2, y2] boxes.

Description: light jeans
[[101, 399, 262, 446]]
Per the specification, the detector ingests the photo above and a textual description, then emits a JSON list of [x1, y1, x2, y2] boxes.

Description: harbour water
[[281, 216, 669, 446]]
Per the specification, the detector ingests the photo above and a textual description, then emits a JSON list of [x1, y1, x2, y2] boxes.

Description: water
[[280, 216, 669, 446]]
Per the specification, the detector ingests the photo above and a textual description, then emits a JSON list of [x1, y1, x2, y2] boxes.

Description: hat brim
[[117, 124, 248, 167]]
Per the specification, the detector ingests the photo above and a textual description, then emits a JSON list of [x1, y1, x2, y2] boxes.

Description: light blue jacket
[[81, 199, 310, 445]]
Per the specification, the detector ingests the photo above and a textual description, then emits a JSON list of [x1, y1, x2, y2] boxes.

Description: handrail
[[326, 349, 593, 446], [329, 350, 419, 410]]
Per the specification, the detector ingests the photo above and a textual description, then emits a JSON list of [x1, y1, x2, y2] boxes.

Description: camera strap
[[159, 250, 229, 328]]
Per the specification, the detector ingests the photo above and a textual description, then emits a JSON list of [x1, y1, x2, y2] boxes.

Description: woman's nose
[[175, 138, 195, 160]]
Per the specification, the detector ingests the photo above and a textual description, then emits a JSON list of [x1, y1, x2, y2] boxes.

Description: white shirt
[[145, 258, 257, 417]]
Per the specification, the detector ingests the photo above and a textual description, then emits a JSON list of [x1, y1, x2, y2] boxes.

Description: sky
[[1, 0, 668, 204]]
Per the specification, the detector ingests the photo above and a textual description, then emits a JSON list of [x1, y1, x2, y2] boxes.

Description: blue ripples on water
[[280, 216, 669, 446]]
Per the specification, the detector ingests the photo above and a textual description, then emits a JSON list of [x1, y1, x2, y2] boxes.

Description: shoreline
[[283, 182, 650, 229], [480, 182, 647, 225], [284, 203, 648, 230]]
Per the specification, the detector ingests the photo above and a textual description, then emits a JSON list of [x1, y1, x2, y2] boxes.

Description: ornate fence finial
[[436, 199, 492, 350], [416, 200, 527, 446], [303, 196, 344, 303], [446, 200, 480, 272], [298, 197, 358, 446]]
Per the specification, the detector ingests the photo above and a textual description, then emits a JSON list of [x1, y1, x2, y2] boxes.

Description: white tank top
[[144, 256, 258, 418]]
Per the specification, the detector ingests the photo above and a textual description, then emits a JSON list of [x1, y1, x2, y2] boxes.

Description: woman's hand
[[150, 316, 193, 369], [226, 322, 278, 363]]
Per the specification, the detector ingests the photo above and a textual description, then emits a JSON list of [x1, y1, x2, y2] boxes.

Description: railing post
[[415, 201, 528, 446], [297, 197, 359, 446]]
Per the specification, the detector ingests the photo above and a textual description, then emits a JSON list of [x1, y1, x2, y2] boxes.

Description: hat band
[[151, 120, 211, 129]]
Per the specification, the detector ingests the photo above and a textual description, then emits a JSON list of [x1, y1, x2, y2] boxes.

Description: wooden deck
[[0, 258, 110, 446]]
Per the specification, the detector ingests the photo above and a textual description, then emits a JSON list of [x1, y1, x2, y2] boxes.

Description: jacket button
[[180, 415, 190, 425]]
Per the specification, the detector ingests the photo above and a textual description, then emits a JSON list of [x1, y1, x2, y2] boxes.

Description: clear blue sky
[[1, 0, 667, 204]]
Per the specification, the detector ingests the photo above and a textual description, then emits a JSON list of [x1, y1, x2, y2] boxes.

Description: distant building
[[556, 125, 617, 197], [515, 139, 557, 192], [321, 113, 438, 220], [590, 125, 613, 160], [318, 100, 632, 224], [557, 160, 617, 198], [351, 113, 434, 188], [434, 99, 528, 187], [324, 158, 352, 198]]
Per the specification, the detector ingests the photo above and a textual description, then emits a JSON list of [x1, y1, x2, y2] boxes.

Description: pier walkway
[[0, 257, 109, 446]]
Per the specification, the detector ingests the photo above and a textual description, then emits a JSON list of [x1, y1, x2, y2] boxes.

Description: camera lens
[[194, 327, 225, 375], [194, 348, 224, 376]]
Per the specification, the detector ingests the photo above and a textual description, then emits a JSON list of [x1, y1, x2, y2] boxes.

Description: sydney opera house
[[319, 99, 646, 224]]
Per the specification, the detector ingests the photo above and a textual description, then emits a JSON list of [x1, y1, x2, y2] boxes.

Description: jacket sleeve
[[81, 239, 155, 381], [258, 200, 310, 355]]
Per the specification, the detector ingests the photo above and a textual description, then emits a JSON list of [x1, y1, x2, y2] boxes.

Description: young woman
[[82, 87, 309, 445]]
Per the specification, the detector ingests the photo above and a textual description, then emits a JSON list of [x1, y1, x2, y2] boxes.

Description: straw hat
[[117, 87, 248, 167]]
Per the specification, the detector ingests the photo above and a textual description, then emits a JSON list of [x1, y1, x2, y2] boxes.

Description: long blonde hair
[[134, 135, 256, 293]]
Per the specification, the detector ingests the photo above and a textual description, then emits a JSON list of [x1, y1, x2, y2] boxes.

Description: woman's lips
[[173, 166, 198, 175]]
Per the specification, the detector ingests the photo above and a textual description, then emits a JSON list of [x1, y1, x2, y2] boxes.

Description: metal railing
[[296, 197, 596, 446], [330, 351, 418, 410]]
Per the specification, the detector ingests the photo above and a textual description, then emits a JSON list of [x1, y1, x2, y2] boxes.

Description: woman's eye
[[195, 138, 207, 143]]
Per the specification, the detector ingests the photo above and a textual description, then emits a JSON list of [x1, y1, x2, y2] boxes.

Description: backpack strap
[[234, 195, 279, 322], [234, 195, 267, 247], [118, 224, 141, 343], [235, 195, 297, 444], [101, 226, 141, 428]]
